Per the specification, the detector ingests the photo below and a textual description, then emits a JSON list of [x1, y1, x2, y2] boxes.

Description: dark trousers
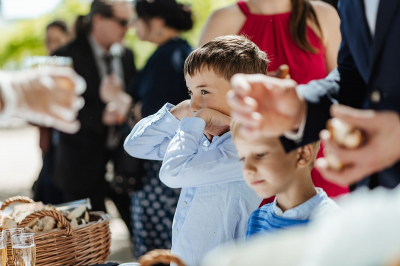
[[33, 147, 65, 205]]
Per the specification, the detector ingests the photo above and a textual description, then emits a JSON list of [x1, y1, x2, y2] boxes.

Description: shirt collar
[[88, 34, 123, 59], [273, 188, 327, 219]]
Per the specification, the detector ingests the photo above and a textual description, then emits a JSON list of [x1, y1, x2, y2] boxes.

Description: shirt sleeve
[[283, 106, 307, 142], [124, 103, 180, 160], [159, 117, 244, 188]]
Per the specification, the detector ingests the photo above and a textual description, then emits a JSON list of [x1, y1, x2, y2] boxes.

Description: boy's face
[[235, 136, 300, 198], [185, 68, 231, 116]]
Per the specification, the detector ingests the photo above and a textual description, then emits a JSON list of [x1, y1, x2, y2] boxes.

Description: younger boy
[[124, 36, 267, 266], [230, 120, 340, 239]]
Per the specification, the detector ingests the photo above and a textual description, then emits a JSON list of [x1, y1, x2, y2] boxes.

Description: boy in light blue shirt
[[124, 36, 267, 266]]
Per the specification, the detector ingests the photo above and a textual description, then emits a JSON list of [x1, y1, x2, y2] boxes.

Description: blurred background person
[[199, 0, 346, 204], [128, 0, 193, 257], [45, 20, 71, 55], [32, 20, 71, 205], [51, 0, 136, 235]]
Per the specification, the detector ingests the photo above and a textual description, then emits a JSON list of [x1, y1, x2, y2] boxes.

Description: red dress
[[237, 0, 349, 205]]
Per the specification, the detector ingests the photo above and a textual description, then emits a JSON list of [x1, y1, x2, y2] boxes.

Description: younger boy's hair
[[231, 119, 320, 168], [184, 35, 269, 80]]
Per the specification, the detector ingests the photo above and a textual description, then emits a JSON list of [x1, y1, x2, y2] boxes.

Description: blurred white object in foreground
[[202, 186, 400, 266], [0, 67, 86, 134]]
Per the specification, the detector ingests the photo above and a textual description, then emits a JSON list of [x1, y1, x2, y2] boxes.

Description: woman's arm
[[198, 4, 246, 46], [311, 1, 342, 72]]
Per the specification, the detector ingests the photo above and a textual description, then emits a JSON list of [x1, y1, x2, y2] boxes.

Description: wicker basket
[[0, 197, 111, 266], [0, 196, 35, 211], [1, 196, 36, 266], [138, 249, 186, 266]]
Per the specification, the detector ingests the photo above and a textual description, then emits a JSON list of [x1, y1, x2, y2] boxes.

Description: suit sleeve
[[280, 7, 368, 152]]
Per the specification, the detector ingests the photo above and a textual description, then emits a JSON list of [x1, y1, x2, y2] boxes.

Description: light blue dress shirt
[[272, 188, 340, 219], [124, 103, 261, 266], [246, 188, 340, 239]]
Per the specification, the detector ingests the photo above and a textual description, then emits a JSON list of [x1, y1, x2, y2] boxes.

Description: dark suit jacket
[[52, 36, 136, 195], [282, 0, 400, 189]]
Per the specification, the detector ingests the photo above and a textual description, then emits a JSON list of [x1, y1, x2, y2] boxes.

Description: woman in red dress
[[199, 0, 347, 203]]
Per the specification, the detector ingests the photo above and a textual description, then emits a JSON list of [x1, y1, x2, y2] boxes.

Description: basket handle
[[138, 249, 186, 266], [19, 210, 73, 236], [0, 196, 35, 211]]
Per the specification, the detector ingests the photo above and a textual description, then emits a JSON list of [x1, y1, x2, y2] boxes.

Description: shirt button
[[183, 202, 187, 207], [174, 229, 178, 234], [370, 90, 381, 103]]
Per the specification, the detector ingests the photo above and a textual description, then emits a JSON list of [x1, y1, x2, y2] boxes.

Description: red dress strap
[[237, 0, 251, 16]]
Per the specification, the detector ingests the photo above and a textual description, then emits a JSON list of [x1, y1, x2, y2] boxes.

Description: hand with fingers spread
[[315, 104, 400, 187], [228, 74, 305, 137], [0, 67, 86, 133], [195, 108, 231, 137]]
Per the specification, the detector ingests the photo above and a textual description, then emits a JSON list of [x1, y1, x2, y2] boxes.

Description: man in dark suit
[[52, 0, 136, 230], [227, 0, 400, 189]]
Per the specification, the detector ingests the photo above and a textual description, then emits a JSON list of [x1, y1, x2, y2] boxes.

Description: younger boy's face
[[235, 136, 299, 198], [185, 68, 231, 116]]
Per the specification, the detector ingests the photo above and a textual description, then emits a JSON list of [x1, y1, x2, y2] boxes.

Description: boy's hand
[[195, 108, 231, 136], [170, 100, 193, 120]]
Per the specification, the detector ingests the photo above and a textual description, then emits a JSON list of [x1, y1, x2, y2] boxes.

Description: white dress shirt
[[272, 188, 340, 220], [364, 0, 380, 36], [124, 104, 261, 266], [88, 35, 125, 85]]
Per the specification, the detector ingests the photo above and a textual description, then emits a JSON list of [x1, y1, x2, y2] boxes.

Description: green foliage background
[[0, 0, 236, 70]]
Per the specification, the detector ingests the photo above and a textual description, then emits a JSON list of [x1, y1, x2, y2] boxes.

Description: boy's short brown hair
[[231, 119, 320, 168], [184, 35, 269, 80]]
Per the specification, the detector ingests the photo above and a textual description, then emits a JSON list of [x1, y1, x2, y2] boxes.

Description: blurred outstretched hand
[[227, 73, 304, 137], [0, 67, 86, 133]]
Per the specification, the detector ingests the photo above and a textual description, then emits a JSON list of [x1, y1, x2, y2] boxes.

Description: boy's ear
[[296, 144, 314, 168]]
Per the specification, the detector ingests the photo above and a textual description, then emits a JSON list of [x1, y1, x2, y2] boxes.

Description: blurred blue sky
[[1, 0, 63, 20]]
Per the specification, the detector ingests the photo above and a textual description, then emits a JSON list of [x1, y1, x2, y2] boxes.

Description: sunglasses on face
[[108, 15, 135, 27]]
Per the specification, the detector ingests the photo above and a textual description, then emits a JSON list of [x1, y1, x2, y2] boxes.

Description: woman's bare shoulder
[[198, 4, 246, 46], [309, 1, 340, 42], [310, 1, 339, 25], [208, 4, 246, 24]]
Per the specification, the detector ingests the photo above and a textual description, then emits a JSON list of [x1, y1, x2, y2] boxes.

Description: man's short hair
[[184, 35, 269, 81]]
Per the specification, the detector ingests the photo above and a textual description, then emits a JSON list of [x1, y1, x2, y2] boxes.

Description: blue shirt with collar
[[124, 103, 261, 266], [246, 188, 340, 239]]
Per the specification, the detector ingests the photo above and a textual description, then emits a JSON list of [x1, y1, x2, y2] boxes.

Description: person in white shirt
[[124, 35, 266, 266], [231, 120, 339, 238]]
